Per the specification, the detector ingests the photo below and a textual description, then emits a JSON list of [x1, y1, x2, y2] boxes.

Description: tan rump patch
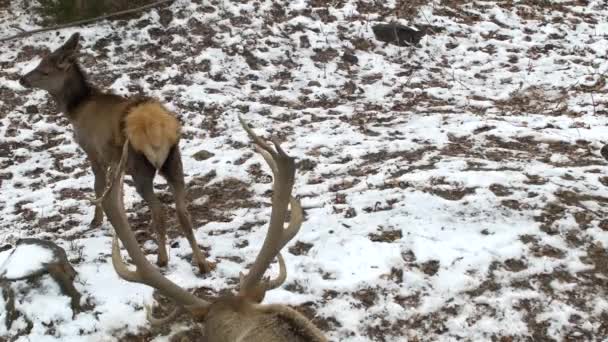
[[124, 102, 181, 169]]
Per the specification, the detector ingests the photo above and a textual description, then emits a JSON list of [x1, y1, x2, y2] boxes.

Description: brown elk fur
[[20, 32, 212, 273], [201, 296, 327, 342]]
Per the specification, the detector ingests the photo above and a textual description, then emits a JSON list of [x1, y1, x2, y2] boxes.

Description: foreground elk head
[[101, 117, 327, 341], [19, 33, 81, 94]]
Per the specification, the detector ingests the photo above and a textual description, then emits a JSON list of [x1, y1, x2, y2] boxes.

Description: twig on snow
[[0, 0, 175, 43]]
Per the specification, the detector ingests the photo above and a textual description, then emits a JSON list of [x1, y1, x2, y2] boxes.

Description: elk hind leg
[[131, 148, 169, 267], [161, 145, 213, 273]]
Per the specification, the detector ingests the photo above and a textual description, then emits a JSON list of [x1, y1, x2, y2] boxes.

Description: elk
[[19, 32, 212, 273], [101, 116, 327, 341]]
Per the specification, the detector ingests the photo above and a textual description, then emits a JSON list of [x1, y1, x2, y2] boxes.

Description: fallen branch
[[0, 238, 82, 327], [0, 0, 175, 43]]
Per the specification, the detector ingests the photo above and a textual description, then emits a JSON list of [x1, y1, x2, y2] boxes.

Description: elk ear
[[62, 33, 81, 54], [55, 33, 80, 70]]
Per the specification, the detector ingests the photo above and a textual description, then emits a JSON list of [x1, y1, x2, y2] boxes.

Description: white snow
[[0, 243, 55, 279]]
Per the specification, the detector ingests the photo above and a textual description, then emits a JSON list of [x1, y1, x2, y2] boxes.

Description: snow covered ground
[[0, 0, 607, 341]]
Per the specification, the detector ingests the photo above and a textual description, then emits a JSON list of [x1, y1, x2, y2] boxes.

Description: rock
[[159, 9, 173, 27], [601, 145, 608, 161], [0, 239, 81, 329], [341, 50, 358, 64], [25, 105, 38, 114], [296, 158, 317, 171], [299, 34, 311, 49], [372, 23, 425, 46], [192, 150, 215, 161]]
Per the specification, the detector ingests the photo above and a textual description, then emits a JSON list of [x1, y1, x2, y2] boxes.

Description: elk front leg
[[90, 163, 106, 228]]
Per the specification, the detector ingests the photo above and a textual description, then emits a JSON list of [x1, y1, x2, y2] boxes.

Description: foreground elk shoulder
[[19, 32, 212, 273], [107, 117, 327, 341]]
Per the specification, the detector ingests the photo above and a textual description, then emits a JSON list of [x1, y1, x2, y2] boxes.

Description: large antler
[[103, 117, 305, 328], [237, 116, 303, 301], [102, 142, 209, 319]]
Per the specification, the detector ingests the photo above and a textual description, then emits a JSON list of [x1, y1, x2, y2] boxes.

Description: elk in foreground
[[19, 32, 211, 273], [102, 117, 327, 341]]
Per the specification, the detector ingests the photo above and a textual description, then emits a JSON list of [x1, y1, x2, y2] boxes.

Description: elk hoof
[[156, 257, 168, 268], [198, 260, 216, 274]]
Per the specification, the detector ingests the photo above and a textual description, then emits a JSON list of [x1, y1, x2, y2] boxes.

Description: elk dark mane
[[62, 61, 93, 114]]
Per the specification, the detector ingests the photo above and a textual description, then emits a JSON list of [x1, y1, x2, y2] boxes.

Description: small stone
[[25, 105, 38, 114], [342, 51, 358, 64], [192, 150, 215, 161], [299, 34, 311, 49]]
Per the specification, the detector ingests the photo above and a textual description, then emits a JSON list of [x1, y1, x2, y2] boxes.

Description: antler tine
[[103, 140, 209, 320], [264, 253, 287, 290], [87, 139, 130, 205], [279, 197, 303, 250], [238, 116, 277, 157], [146, 305, 184, 326], [237, 117, 304, 299], [253, 145, 279, 179], [112, 236, 141, 282], [260, 196, 303, 291], [271, 137, 290, 159]]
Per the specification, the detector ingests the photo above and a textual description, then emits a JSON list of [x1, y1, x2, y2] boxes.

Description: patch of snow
[[0, 243, 55, 279]]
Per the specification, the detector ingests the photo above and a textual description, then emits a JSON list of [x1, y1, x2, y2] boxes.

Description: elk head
[[19, 32, 82, 94], [101, 117, 327, 341]]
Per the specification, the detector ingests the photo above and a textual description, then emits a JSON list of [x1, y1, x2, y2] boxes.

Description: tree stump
[[372, 23, 426, 46], [0, 238, 81, 329]]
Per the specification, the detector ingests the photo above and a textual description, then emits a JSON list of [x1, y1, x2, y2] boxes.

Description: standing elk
[[19, 32, 211, 273], [102, 117, 327, 341]]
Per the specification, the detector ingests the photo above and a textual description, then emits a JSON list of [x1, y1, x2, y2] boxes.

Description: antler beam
[[102, 141, 209, 310], [237, 116, 304, 300]]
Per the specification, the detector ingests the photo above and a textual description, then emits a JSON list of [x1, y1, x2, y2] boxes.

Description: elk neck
[[52, 62, 95, 118]]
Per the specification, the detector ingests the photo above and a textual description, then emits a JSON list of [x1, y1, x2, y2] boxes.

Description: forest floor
[[0, 0, 607, 341]]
